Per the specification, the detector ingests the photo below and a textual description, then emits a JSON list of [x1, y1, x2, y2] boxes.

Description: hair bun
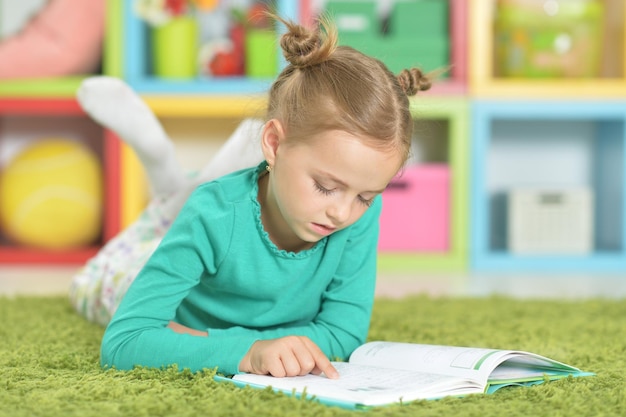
[[276, 15, 337, 68], [397, 68, 432, 96]]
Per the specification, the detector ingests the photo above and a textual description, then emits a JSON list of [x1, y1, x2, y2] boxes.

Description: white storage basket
[[508, 188, 594, 254]]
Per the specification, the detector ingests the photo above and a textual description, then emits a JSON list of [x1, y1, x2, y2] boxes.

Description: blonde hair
[[266, 15, 432, 162]]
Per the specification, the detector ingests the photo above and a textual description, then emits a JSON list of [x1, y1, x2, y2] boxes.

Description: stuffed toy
[[0, 0, 105, 79]]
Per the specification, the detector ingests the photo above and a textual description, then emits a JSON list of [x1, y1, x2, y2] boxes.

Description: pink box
[[378, 164, 450, 252]]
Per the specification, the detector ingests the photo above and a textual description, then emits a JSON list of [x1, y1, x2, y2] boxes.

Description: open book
[[221, 342, 592, 409]]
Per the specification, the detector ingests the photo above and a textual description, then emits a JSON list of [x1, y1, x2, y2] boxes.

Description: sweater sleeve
[[210, 196, 382, 367], [100, 186, 256, 375]]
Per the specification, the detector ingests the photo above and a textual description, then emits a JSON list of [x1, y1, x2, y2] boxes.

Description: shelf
[[471, 100, 626, 272], [469, 251, 626, 273], [377, 97, 469, 273], [0, 246, 101, 265], [142, 96, 266, 118], [0, 99, 121, 265], [470, 0, 626, 98], [0, 77, 85, 98], [117, 0, 299, 95]]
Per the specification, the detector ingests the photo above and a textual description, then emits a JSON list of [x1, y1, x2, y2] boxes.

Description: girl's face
[[260, 123, 403, 252]]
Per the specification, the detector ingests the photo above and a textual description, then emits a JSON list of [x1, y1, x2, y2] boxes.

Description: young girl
[[70, 14, 431, 379]]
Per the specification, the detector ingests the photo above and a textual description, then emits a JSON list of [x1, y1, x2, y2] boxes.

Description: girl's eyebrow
[[318, 171, 386, 194]]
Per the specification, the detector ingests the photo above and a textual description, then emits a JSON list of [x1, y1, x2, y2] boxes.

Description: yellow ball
[[0, 139, 103, 250]]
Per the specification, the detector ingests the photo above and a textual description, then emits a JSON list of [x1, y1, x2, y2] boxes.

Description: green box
[[337, 34, 376, 52], [325, 1, 379, 38], [390, 0, 449, 39], [337, 34, 384, 64], [338, 35, 449, 75], [384, 38, 449, 74]]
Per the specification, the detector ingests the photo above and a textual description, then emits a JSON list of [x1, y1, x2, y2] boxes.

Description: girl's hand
[[167, 321, 208, 337], [239, 336, 339, 379]]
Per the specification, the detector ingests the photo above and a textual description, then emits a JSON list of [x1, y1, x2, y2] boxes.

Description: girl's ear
[[260, 118, 286, 167]]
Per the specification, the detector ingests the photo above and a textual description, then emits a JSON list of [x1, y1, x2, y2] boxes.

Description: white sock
[[76, 76, 187, 196]]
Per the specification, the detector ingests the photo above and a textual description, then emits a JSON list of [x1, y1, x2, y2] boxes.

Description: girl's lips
[[311, 223, 336, 236]]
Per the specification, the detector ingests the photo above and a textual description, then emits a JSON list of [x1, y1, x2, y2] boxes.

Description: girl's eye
[[315, 181, 374, 207], [358, 195, 374, 207], [314, 182, 334, 196]]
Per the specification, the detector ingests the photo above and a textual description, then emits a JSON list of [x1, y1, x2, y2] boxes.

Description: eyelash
[[314, 182, 334, 196], [314, 182, 373, 207], [359, 196, 374, 207]]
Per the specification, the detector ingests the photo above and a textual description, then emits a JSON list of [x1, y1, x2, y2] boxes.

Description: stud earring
[[266, 164, 272, 173]]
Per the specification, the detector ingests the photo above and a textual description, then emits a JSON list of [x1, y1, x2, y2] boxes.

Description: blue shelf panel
[[123, 0, 298, 94], [125, 77, 275, 95], [471, 100, 626, 272], [472, 252, 626, 274]]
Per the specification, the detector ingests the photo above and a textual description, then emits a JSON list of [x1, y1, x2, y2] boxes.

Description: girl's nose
[[327, 201, 351, 225]]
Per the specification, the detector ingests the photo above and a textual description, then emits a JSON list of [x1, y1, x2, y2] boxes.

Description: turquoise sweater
[[101, 163, 381, 376]]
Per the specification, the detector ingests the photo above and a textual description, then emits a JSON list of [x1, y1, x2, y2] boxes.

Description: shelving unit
[[2, 0, 625, 277], [0, 99, 122, 264], [471, 101, 626, 272]]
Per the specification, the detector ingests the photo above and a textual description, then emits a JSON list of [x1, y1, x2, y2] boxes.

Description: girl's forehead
[[293, 129, 398, 151]]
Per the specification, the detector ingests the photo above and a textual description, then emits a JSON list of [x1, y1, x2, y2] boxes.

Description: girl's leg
[[76, 75, 265, 212], [77, 76, 187, 197], [69, 119, 264, 324], [71, 78, 265, 324], [69, 198, 168, 326]]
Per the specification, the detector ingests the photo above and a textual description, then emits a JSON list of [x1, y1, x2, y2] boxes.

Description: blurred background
[[0, 0, 625, 299]]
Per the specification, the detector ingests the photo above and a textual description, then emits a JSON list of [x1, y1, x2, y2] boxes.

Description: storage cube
[[0, 99, 121, 264], [378, 164, 450, 252], [120, 0, 298, 94], [508, 188, 594, 254]]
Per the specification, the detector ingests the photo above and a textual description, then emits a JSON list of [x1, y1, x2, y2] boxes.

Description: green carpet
[[2, 295, 625, 416]]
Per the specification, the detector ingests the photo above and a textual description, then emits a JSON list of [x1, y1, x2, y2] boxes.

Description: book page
[[233, 362, 482, 407], [489, 363, 571, 382], [488, 354, 581, 382], [349, 342, 581, 387], [349, 342, 516, 385]]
